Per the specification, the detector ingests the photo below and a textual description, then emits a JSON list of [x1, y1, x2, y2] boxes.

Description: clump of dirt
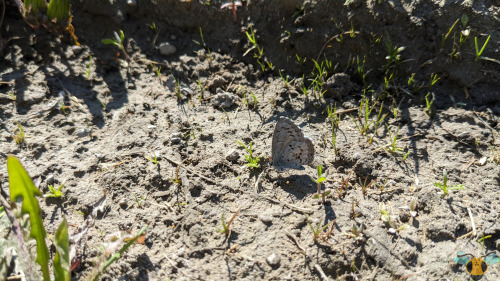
[[1, 0, 499, 280]]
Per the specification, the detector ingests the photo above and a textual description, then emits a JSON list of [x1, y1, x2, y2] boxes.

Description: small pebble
[[212, 91, 236, 108], [75, 128, 90, 138], [158, 42, 177, 56], [259, 215, 273, 224], [171, 132, 183, 144], [225, 149, 239, 161], [266, 252, 281, 266]]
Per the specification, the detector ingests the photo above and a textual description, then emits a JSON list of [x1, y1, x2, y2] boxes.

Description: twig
[[473, 110, 497, 132], [467, 207, 476, 236], [285, 231, 331, 281]]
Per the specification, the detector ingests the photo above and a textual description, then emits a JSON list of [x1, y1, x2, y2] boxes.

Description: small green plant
[[43, 183, 64, 198], [150, 63, 161, 77], [171, 165, 182, 185], [197, 77, 205, 100], [236, 140, 261, 169], [218, 208, 240, 236], [279, 70, 290, 88], [344, 223, 365, 242], [335, 172, 352, 199], [478, 233, 492, 249], [174, 78, 182, 101], [309, 165, 330, 204], [441, 18, 459, 49], [474, 35, 491, 62], [356, 55, 368, 85], [350, 198, 362, 219], [13, 123, 25, 144], [193, 27, 212, 60], [424, 92, 434, 117], [147, 22, 158, 32], [385, 125, 403, 155], [244, 26, 272, 72], [384, 39, 406, 72], [145, 153, 159, 165], [59, 98, 69, 115], [434, 169, 465, 198], [327, 105, 340, 154], [359, 176, 376, 196], [306, 216, 333, 242], [86, 55, 93, 78], [101, 30, 130, 61], [300, 75, 310, 96]]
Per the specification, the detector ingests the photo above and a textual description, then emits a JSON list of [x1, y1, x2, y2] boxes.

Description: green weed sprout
[[380, 202, 408, 234], [475, 35, 491, 62], [43, 183, 64, 198], [101, 30, 130, 61], [478, 233, 492, 249], [434, 169, 465, 198], [327, 105, 339, 154], [279, 70, 290, 88], [425, 92, 434, 117], [385, 125, 403, 154], [244, 26, 272, 72], [193, 27, 212, 60], [13, 123, 25, 144], [145, 153, 159, 165], [85, 55, 93, 78], [218, 209, 240, 236], [236, 140, 261, 169], [306, 216, 332, 241], [344, 223, 365, 242], [309, 165, 330, 204]]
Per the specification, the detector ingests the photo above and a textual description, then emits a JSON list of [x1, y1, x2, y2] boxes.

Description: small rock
[[212, 91, 236, 108], [259, 215, 273, 224], [118, 198, 128, 207], [199, 132, 213, 141], [126, 0, 136, 5], [158, 42, 176, 56], [171, 132, 183, 144], [75, 128, 90, 138], [323, 73, 354, 99], [399, 212, 411, 223], [266, 252, 281, 266], [71, 45, 83, 55], [46, 174, 55, 185], [225, 149, 239, 161]]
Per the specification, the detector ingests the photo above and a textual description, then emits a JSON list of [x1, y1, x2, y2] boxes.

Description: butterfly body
[[272, 117, 314, 170]]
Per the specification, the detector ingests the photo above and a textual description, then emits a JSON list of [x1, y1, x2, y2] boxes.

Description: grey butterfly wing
[[272, 117, 314, 170]]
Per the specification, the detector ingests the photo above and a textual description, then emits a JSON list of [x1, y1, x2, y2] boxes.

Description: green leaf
[[7, 156, 50, 281], [47, 0, 71, 23], [53, 218, 70, 281], [101, 39, 118, 46]]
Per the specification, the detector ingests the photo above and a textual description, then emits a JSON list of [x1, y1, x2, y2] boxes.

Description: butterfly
[[454, 251, 499, 279], [272, 117, 315, 170]]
